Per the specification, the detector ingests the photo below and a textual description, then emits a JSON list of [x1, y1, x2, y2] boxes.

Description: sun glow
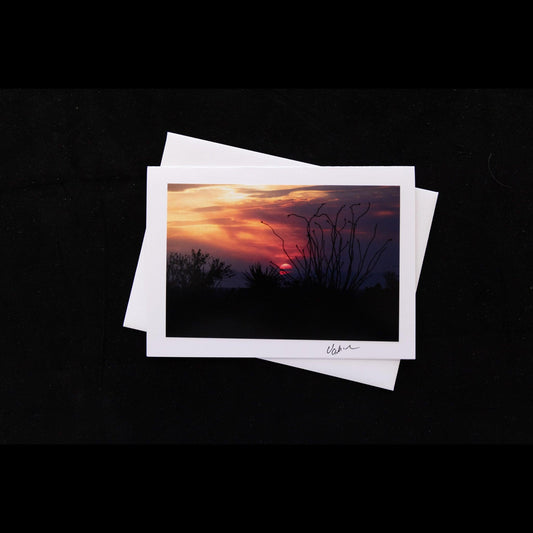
[[279, 263, 293, 276]]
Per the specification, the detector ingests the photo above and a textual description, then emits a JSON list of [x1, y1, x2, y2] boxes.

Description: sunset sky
[[167, 184, 400, 287]]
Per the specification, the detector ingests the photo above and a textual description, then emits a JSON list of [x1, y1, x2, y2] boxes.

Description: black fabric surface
[[1, 88, 531, 446]]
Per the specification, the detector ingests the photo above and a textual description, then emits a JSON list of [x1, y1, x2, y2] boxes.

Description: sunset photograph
[[165, 183, 401, 341]]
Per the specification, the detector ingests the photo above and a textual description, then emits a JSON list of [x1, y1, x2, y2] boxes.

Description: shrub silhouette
[[383, 270, 399, 291], [243, 262, 284, 290], [261, 201, 392, 291], [167, 249, 234, 290]]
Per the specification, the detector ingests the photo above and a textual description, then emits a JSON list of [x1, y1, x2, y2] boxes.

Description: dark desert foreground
[[166, 283, 399, 341]]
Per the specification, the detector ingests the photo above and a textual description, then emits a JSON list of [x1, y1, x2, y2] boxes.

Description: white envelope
[[124, 132, 438, 390]]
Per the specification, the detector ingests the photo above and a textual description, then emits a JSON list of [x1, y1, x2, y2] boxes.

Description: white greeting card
[[145, 165, 416, 360]]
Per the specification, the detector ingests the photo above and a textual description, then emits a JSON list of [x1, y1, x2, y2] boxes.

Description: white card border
[[145, 165, 416, 360]]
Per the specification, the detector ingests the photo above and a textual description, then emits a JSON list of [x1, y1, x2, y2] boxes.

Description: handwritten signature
[[326, 343, 360, 356]]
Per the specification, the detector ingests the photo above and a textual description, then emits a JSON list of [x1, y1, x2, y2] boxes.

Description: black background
[[1, 85, 531, 451]]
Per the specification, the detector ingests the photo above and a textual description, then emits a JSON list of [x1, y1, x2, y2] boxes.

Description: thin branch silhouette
[[262, 201, 393, 291]]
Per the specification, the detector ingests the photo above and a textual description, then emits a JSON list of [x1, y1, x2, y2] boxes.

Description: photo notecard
[[145, 165, 417, 360]]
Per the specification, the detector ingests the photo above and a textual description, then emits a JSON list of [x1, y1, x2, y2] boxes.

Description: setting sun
[[279, 263, 293, 275]]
